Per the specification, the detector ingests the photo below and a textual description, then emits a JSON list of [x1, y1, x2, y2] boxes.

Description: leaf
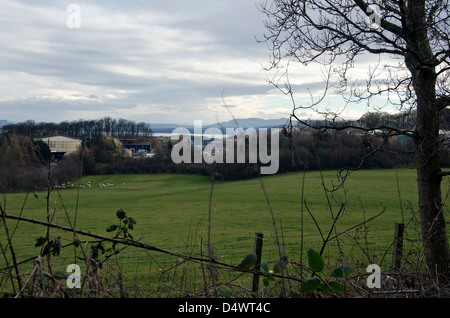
[[303, 277, 321, 293], [116, 209, 127, 220], [97, 243, 105, 254], [331, 265, 354, 278], [124, 217, 136, 230], [42, 243, 51, 255], [307, 248, 324, 273], [238, 253, 257, 270], [51, 239, 61, 256], [106, 225, 118, 232], [261, 262, 269, 273], [273, 256, 288, 273], [266, 273, 275, 281], [35, 236, 47, 247], [329, 281, 345, 295], [273, 261, 283, 273], [218, 285, 232, 298], [320, 282, 330, 295]]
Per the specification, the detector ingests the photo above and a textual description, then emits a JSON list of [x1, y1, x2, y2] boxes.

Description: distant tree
[[0, 134, 47, 192], [1, 117, 153, 140], [33, 139, 51, 163], [152, 138, 163, 156], [260, 0, 450, 279], [91, 136, 121, 164]]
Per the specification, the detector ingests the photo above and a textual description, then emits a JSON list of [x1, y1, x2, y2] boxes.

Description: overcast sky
[[0, 1, 378, 125]]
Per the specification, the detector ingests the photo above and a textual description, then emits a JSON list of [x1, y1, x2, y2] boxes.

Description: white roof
[[41, 136, 81, 142]]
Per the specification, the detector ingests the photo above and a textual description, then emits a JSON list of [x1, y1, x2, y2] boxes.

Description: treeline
[[64, 129, 429, 182], [1, 129, 448, 193], [0, 134, 52, 192], [356, 108, 449, 129], [1, 111, 449, 192], [127, 130, 420, 180], [0, 117, 152, 139], [0, 133, 127, 192]]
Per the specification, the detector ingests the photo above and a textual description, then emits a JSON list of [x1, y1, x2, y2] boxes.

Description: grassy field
[[1, 168, 449, 295], [2, 169, 436, 256]]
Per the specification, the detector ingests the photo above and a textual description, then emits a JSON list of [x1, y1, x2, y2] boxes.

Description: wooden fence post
[[251, 232, 264, 297], [393, 223, 404, 270]]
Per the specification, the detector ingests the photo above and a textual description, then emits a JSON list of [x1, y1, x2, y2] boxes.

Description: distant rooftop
[[41, 136, 81, 142], [40, 136, 82, 157]]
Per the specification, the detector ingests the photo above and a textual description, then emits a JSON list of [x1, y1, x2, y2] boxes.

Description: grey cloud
[[0, 0, 291, 124]]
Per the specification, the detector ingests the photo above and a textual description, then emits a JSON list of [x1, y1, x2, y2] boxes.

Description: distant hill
[[206, 117, 288, 129], [148, 123, 186, 133], [151, 118, 289, 133], [0, 120, 13, 128]]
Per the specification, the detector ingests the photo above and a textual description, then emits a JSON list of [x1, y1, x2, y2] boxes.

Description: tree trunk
[[404, 0, 450, 281], [413, 67, 450, 279]]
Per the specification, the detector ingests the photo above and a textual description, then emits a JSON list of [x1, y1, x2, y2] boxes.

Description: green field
[[1, 168, 449, 295], [2, 168, 439, 258]]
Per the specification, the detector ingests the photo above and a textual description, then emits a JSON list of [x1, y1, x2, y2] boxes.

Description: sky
[[0, 0, 382, 126]]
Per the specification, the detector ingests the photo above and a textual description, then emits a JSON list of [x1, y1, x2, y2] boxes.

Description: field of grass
[[1, 168, 448, 296], [1, 169, 435, 257]]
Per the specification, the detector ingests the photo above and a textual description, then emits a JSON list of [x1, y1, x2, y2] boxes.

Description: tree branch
[[0, 213, 303, 284], [437, 95, 450, 110], [1, 213, 203, 263], [352, 0, 405, 37]]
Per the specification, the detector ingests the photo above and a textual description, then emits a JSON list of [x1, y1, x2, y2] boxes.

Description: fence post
[[251, 232, 264, 297], [393, 223, 404, 270]]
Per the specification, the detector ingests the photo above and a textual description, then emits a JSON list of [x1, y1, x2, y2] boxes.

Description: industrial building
[[41, 136, 82, 161]]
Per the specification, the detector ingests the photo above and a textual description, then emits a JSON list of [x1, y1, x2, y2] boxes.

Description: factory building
[[41, 136, 82, 161]]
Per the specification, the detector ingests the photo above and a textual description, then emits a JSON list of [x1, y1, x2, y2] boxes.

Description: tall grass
[[1, 168, 448, 297]]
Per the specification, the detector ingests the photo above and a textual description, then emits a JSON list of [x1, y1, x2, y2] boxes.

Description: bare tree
[[260, 0, 450, 280]]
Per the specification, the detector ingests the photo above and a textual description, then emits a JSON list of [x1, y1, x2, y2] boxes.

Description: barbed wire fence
[[1, 216, 429, 298]]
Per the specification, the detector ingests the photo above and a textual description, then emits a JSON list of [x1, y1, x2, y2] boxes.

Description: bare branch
[[437, 95, 450, 110], [352, 0, 405, 37], [261, 0, 450, 280]]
